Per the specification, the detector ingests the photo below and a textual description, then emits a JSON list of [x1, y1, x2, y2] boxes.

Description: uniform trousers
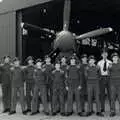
[[26, 81, 34, 110], [67, 86, 81, 113], [99, 76, 111, 111], [2, 84, 11, 110], [52, 85, 65, 113], [110, 83, 120, 112], [87, 81, 100, 113], [11, 86, 25, 112], [31, 84, 49, 113]]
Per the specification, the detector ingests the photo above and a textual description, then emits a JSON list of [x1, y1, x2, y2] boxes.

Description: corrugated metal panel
[[0, 11, 16, 58], [0, 0, 53, 14]]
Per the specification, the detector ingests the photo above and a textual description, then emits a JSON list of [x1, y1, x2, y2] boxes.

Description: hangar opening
[[16, 0, 120, 61]]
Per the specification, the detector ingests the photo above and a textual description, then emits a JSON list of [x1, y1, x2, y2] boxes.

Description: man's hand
[[78, 86, 82, 90], [108, 63, 112, 68], [0, 63, 4, 66], [66, 86, 69, 91]]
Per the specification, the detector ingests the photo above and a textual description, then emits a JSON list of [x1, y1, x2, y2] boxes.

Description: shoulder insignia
[[85, 66, 89, 70], [34, 69, 37, 72], [0, 63, 4, 66], [77, 65, 80, 69], [10, 63, 14, 66], [42, 64, 46, 68], [10, 67, 14, 71], [21, 66, 27, 69], [66, 66, 70, 70], [52, 70, 56, 74], [60, 70, 64, 74], [42, 68, 46, 72]]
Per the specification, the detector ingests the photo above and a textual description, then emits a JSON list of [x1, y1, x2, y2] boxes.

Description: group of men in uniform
[[0, 49, 120, 117]]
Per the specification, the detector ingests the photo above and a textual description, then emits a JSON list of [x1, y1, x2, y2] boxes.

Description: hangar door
[[0, 12, 16, 58]]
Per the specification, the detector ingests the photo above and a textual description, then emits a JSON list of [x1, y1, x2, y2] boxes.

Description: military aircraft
[[21, 0, 113, 59]]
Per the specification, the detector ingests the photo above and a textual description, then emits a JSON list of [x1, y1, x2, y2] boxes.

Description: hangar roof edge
[[0, 0, 53, 14]]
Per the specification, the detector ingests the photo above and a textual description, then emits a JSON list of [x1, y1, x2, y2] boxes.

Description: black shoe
[[9, 111, 16, 115], [60, 112, 66, 116], [86, 112, 92, 116], [56, 110, 60, 113], [37, 110, 40, 113], [65, 112, 73, 116], [30, 111, 39, 116], [101, 109, 105, 113], [78, 112, 83, 116], [96, 112, 104, 117], [44, 112, 49, 116], [3, 109, 10, 113], [26, 109, 31, 113], [91, 110, 95, 114], [80, 112, 88, 117], [22, 111, 27, 115], [110, 112, 116, 117], [82, 109, 85, 113], [51, 112, 57, 116]]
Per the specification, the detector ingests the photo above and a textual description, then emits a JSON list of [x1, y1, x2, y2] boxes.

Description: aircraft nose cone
[[54, 31, 75, 52], [108, 27, 113, 32]]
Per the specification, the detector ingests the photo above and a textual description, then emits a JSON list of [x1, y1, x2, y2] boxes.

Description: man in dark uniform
[[43, 55, 54, 111], [97, 49, 112, 114], [66, 56, 81, 116], [24, 56, 35, 113], [31, 59, 49, 115], [85, 55, 103, 116], [79, 54, 88, 115], [51, 61, 66, 116], [109, 52, 120, 117], [60, 56, 68, 100], [9, 57, 26, 115], [0, 56, 12, 113]]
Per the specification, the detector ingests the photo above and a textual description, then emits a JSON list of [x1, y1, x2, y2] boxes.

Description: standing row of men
[[0, 50, 120, 117]]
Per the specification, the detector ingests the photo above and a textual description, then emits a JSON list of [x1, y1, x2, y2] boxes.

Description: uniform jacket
[[110, 62, 120, 85], [10, 66, 24, 87], [52, 69, 65, 88], [79, 64, 88, 82], [33, 68, 46, 86], [0, 63, 12, 85], [61, 64, 67, 73], [24, 65, 35, 84], [43, 64, 54, 84], [66, 65, 80, 88], [85, 65, 99, 83]]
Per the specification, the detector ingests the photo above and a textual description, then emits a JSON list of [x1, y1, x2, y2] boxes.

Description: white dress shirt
[[97, 59, 112, 76]]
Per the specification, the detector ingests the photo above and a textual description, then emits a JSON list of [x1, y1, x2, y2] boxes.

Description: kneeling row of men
[[0, 50, 120, 117]]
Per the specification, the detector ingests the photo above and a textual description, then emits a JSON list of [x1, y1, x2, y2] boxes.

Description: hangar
[[0, 0, 120, 60]]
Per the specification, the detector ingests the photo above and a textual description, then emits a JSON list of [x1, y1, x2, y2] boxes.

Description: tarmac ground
[[0, 86, 120, 120]]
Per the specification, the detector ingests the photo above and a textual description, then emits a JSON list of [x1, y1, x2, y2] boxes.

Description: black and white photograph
[[0, 0, 120, 120]]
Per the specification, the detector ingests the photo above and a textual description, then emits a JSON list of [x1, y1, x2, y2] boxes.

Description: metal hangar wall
[[0, 0, 52, 58]]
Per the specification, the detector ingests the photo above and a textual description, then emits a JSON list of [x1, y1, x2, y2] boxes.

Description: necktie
[[103, 60, 107, 72]]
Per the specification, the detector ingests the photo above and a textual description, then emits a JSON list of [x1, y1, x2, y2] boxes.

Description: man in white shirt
[[97, 49, 112, 115]]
